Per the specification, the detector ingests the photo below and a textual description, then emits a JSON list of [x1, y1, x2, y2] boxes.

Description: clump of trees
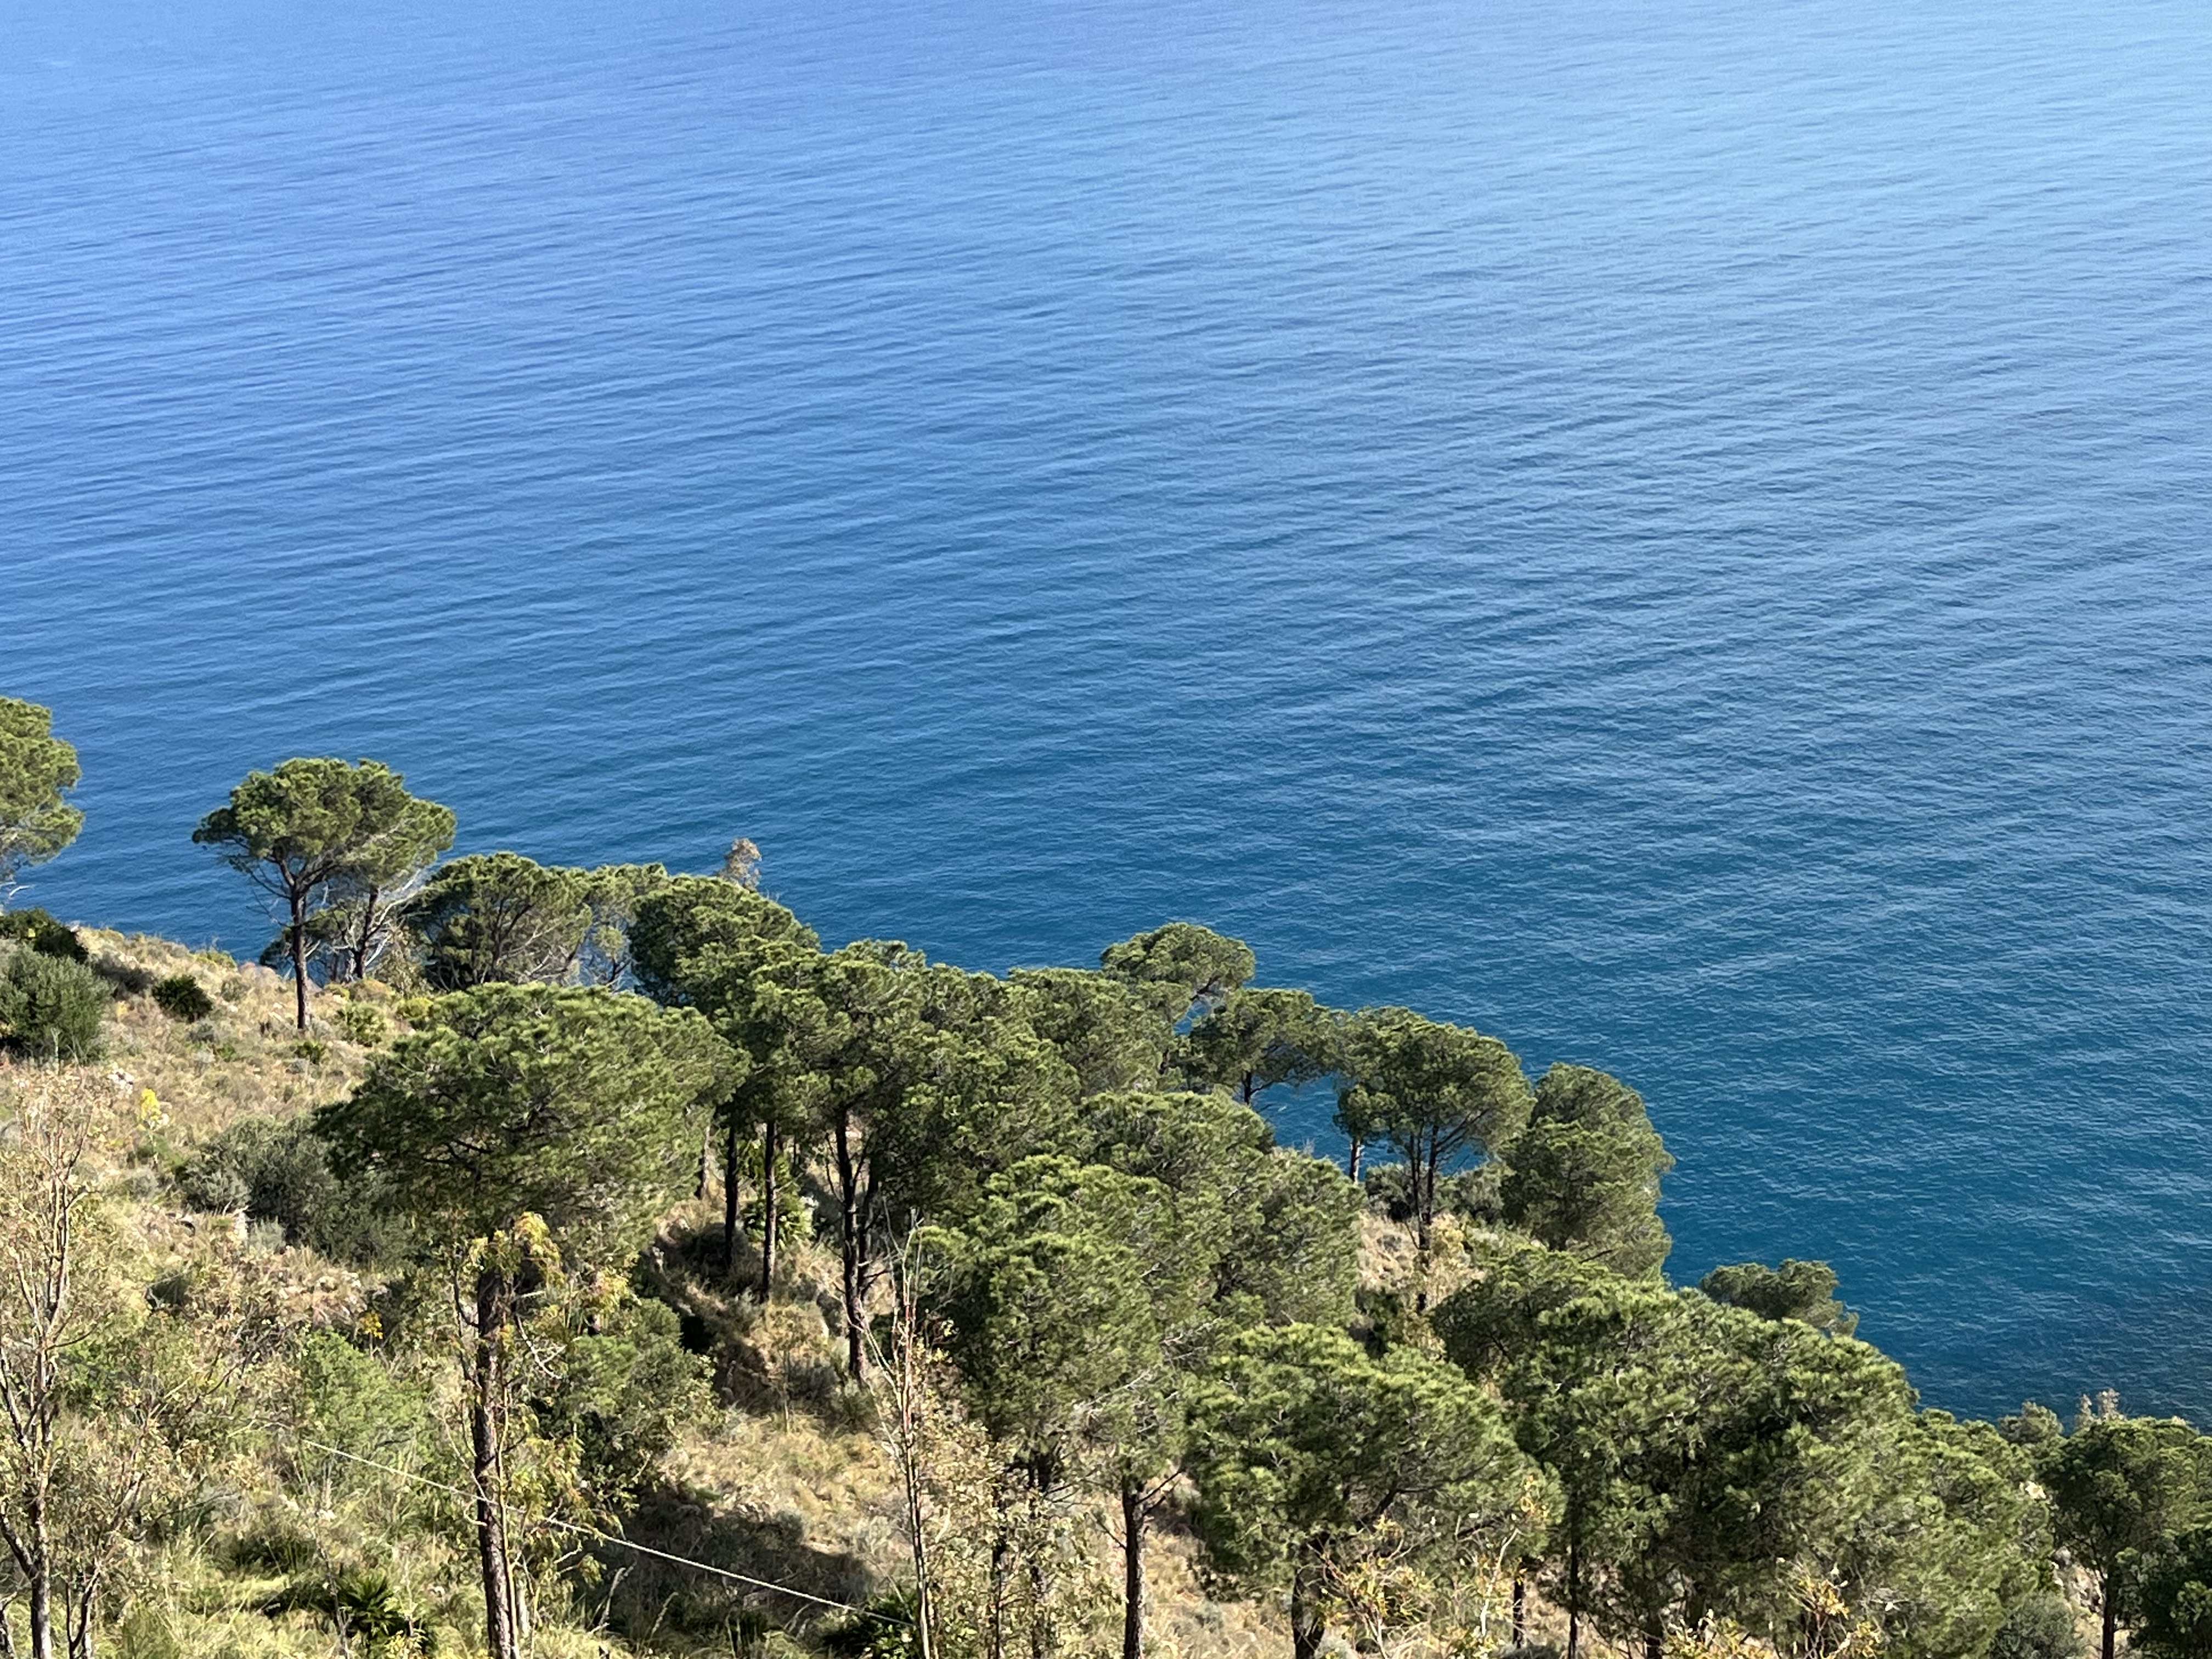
[[5, 738, 2207, 1659], [0, 712, 104, 1051], [194, 758, 458, 1030], [0, 698, 82, 907]]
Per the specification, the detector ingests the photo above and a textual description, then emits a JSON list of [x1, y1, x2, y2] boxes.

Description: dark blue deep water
[[5, 0, 2209, 1419]]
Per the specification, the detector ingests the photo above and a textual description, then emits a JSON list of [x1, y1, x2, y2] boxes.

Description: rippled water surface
[[6, 0, 2210, 1417]]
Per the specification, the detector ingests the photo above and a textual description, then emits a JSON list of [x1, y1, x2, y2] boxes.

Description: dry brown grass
[[43, 928, 392, 1152]]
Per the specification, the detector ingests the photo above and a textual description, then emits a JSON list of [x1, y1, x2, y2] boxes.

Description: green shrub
[[537, 1297, 713, 1500], [0, 949, 107, 1060], [294, 1037, 330, 1065], [1988, 1594, 2084, 1659], [821, 1595, 923, 1657], [178, 1115, 398, 1260], [295, 1330, 435, 1473], [0, 907, 86, 962], [151, 972, 216, 1023], [333, 999, 388, 1046], [262, 1566, 434, 1653]]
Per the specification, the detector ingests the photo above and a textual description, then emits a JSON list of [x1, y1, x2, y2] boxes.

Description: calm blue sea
[[5, 0, 2209, 1419]]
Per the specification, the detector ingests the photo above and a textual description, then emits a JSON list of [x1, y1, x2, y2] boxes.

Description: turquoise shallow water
[[5, 0, 2210, 1418]]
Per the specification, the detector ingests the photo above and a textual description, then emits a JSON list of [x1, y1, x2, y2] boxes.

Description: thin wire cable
[[296, 1436, 906, 1622]]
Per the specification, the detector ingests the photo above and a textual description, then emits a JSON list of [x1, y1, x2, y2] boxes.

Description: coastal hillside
[[0, 900, 2127, 1659], [2, 923, 1295, 1659], [0, 739, 2178, 1659]]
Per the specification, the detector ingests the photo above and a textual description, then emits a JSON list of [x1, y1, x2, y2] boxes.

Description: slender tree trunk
[[1566, 1530, 1582, 1659], [26, 1558, 52, 1659], [289, 887, 311, 1031], [2103, 1572, 2117, 1659], [511, 1558, 531, 1658], [1289, 1561, 1326, 1659], [1645, 1626, 1662, 1659], [834, 1114, 866, 1381], [723, 1114, 743, 1281], [1415, 1136, 1437, 1254], [759, 1119, 780, 1299], [348, 883, 382, 982], [988, 1535, 1010, 1659], [1346, 1135, 1363, 1183], [887, 1272, 934, 1659], [65, 1584, 93, 1659], [1120, 1483, 1147, 1659], [1511, 1578, 1525, 1646], [471, 1273, 520, 1659]]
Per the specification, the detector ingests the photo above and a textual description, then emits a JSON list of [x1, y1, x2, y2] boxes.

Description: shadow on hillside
[[635, 1214, 871, 1432], [592, 1485, 874, 1652]]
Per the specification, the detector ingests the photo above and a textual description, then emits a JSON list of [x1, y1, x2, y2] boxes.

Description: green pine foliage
[[0, 696, 83, 888], [150, 971, 217, 1022], [0, 945, 107, 1059]]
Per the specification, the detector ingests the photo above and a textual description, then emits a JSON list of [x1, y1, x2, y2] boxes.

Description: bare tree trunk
[[26, 1561, 52, 1659], [834, 1115, 866, 1382], [1511, 1578, 1525, 1646], [348, 883, 381, 983], [1120, 1483, 1147, 1659], [883, 1261, 934, 1659], [1289, 1561, 1326, 1659], [63, 1584, 92, 1659], [471, 1273, 519, 1659], [988, 1536, 1010, 1659], [723, 1114, 742, 1282], [1566, 1533, 1582, 1659], [758, 1119, 780, 1299], [2103, 1574, 2118, 1659], [1415, 1135, 1437, 1254], [288, 887, 312, 1031], [1346, 1135, 1363, 1183]]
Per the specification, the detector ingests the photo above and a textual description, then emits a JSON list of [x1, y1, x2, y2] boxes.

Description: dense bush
[[178, 1115, 397, 1259], [820, 1595, 923, 1658], [0, 906, 86, 962], [535, 1296, 714, 1500], [333, 998, 388, 1046], [1988, 1594, 2085, 1659], [150, 972, 216, 1023], [0, 948, 107, 1060], [294, 1330, 436, 1474], [260, 1566, 432, 1653]]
